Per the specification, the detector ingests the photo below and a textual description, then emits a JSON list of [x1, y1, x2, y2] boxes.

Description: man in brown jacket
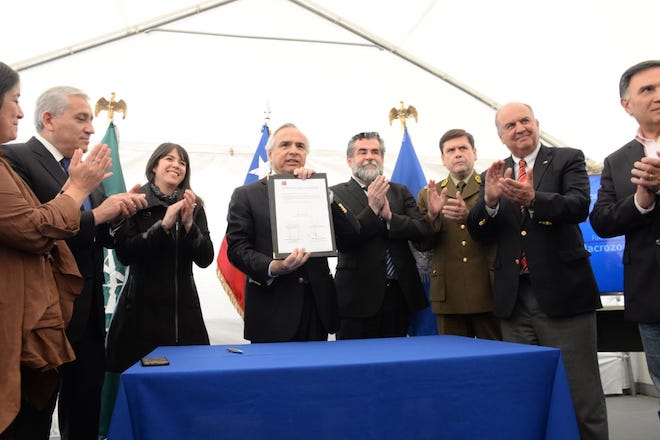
[[416, 129, 500, 339]]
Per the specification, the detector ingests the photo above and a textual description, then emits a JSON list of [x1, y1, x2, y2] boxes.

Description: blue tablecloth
[[108, 335, 578, 439]]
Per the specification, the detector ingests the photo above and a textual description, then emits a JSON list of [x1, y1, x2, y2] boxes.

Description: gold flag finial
[[388, 100, 418, 130], [95, 92, 127, 121]]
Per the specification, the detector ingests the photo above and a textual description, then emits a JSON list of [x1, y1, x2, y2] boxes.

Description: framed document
[[267, 173, 337, 258]]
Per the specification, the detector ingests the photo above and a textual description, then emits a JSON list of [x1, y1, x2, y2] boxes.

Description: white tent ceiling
[[6, 0, 658, 163], [4, 0, 658, 342]]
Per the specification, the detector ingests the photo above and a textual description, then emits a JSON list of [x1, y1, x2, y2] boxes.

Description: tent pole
[[287, 0, 566, 148], [13, 0, 568, 149], [11, 0, 240, 73]]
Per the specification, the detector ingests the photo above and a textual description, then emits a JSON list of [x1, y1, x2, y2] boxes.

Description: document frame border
[[267, 173, 337, 259]]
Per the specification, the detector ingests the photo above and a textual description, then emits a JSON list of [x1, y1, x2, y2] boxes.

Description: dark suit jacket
[[589, 139, 660, 323], [330, 178, 430, 318], [226, 176, 344, 342], [467, 145, 601, 319], [1, 137, 110, 342]]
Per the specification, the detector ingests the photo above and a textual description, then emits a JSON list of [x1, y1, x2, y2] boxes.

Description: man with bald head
[[467, 103, 607, 439]]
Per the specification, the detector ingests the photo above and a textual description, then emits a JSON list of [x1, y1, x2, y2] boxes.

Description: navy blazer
[[1, 137, 111, 341], [467, 144, 601, 318], [590, 139, 660, 323], [330, 178, 430, 318]]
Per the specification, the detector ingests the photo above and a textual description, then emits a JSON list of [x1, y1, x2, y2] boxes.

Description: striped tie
[[385, 249, 396, 280], [518, 160, 528, 273]]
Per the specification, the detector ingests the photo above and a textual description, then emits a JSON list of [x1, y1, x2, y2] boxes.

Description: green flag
[[100, 121, 127, 327], [99, 121, 127, 439]]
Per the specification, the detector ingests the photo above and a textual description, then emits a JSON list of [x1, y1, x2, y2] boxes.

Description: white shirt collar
[[635, 129, 660, 158], [511, 142, 541, 169], [352, 176, 369, 190], [35, 133, 66, 162]]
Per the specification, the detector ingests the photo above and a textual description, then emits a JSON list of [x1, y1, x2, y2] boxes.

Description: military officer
[[415, 128, 500, 339]]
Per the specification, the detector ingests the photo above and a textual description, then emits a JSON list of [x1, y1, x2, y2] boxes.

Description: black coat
[[330, 178, 430, 318], [226, 177, 348, 342], [467, 145, 601, 318], [106, 184, 214, 372], [590, 139, 660, 323]]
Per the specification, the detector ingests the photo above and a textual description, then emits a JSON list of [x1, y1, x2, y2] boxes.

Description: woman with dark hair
[[106, 142, 214, 373], [0, 63, 21, 142], [0, 62, 110, 438]]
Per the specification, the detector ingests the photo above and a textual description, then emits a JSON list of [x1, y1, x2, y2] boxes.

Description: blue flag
[[390, 126, 438, 336], [391, 126, 427, 197], [245, 123, 270, 184]]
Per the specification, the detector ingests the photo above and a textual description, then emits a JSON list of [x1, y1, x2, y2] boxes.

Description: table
[[108, 336, 578, 439]]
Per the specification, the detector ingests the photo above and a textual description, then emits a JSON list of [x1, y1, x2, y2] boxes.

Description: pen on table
[[226, 347, 244, 354]]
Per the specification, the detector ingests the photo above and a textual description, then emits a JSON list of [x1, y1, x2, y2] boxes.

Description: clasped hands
[[62, 144, 148, 224], [366, 175, 392, 221], [631, 152, 660, 209], [426, 179, 469, 223], [483, 160, 535, 208], [61, 144, 112, 204], [161, 189, 198, 233]]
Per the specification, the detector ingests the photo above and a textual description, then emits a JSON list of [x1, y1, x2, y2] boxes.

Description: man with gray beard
[[330, 131, 431, 339]]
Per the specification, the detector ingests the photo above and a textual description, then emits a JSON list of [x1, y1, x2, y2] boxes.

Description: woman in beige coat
[[0, 62, 110, 439]]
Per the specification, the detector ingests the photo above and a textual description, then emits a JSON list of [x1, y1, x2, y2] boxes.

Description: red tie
[[518, 160, 528, 273]]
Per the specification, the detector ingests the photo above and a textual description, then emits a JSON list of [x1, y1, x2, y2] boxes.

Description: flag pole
[[216, 109, 272, 319], [388, 101, 437, 336], [96, 92, 129, 440]]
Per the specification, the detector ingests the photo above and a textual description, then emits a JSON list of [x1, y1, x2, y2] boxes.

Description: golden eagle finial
[[95, 92, 127, 121], [388, 101, 418, 130]]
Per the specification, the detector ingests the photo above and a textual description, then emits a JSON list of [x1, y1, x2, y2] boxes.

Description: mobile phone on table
[[140, 356, 169, 366]]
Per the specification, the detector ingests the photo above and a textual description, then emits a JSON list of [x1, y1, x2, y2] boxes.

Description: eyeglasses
[[350, 132, 380, 142]]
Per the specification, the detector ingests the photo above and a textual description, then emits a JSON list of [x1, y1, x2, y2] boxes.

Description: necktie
[[517, 160, 528, 215], [518, 159, 529, 273], [385, 249, 396, 280], [362, 184, 397, 279], [456, 181, 466, 194], [60, 157, 93, 211], [59, 157, 70, 173]]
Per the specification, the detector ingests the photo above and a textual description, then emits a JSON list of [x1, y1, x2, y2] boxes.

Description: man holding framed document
[[226, 123, 356, 343], [268, 173, 337, 259]]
